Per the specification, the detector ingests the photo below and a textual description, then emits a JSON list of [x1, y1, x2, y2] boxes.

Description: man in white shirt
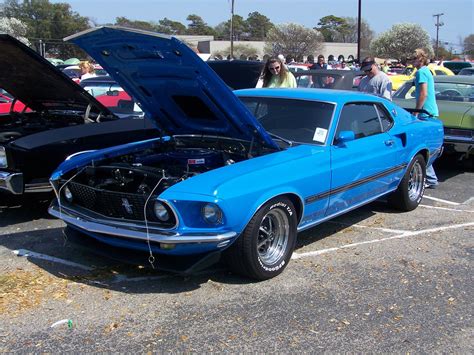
[[358, 57, 392, 100]]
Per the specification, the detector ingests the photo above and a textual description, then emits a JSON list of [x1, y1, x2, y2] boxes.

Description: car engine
[[57, 136, 267, 223]]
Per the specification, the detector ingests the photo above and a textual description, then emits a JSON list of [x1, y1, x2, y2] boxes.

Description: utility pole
[[230, 0, 235, 59], [357, 0, 361, 63], [433, 13, 444, 59]]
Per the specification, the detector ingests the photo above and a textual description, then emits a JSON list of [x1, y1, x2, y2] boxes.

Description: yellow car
[[390, 64, 454, 91]]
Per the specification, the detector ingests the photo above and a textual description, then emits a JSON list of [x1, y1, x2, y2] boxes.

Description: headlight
[[63, 186, 73, 202], [153, 201, 170, 222], [0, 146, 7, 168], [202, 203, 223, 225]]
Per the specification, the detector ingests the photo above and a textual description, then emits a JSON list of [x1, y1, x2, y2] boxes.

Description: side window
[[335, 103, 382, 140], [375, 104, 394, 132], [435, 70, 446, 75]]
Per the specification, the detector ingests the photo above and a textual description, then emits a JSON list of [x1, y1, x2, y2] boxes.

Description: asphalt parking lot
[[0, 156, 472, 352]]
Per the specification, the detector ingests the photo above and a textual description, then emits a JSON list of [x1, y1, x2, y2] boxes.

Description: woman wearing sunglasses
[[261, 57, 297, 88]]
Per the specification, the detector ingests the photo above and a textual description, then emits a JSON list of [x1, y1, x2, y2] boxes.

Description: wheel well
[[281, 193, 304, 225], [417, 149, 429, 164]]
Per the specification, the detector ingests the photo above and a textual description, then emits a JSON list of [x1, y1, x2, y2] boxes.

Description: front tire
[[389, 154, 426, 211], [226, 197, 297, 280]]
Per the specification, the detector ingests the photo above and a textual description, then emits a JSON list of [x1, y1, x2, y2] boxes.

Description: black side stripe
[[304, 163, 407, 205]]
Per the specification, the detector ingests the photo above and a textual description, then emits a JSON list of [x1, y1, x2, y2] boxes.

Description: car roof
[[433, 75, 474, 84], [235, 88, 388, 104], [402, 75, 474, 85]]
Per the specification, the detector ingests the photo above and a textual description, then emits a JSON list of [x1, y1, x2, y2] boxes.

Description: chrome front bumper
[[48, 203, 237, 245], [0, 171, 23, 194]]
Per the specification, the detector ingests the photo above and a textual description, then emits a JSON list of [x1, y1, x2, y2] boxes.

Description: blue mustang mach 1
[[48, 27, 444, 280]]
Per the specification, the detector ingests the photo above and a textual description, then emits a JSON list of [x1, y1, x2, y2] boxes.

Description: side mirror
[[106, 90, 119, 96], [336, 130, 355, 144]]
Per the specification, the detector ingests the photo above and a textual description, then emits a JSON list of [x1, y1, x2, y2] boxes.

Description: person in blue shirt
[[411, 48, 440, 188]]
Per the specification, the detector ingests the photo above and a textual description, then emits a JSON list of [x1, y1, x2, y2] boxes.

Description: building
[[177, 35, 358, 62]]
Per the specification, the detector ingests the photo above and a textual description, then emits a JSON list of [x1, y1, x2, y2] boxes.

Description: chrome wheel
[[408, 160, 424, 201], [257, 208, 289, 266]]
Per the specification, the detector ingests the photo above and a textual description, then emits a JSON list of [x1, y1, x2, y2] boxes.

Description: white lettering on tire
[[269, 202, 293, 216]]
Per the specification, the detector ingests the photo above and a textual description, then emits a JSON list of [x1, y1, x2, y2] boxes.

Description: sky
[[51, 0, 473, 51]]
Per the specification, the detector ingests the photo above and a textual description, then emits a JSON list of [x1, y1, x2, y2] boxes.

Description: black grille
[[68, 182, 150, 221]]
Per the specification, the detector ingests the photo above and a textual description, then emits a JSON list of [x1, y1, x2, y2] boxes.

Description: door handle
[[384, 139, 394, 146]]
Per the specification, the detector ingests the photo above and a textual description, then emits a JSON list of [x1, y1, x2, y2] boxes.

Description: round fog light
[[63, 186, 73, 202], [154, 201, 170, 222], [202, 203, 223, 224]]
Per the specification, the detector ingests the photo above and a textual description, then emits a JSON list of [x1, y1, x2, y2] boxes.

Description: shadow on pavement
[[0, 193, 54, 227]]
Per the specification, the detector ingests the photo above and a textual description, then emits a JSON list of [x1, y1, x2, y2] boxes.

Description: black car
[[0, 34, 156, 196], [442, 61, 472, 75], [293, 69, 365, 90], [207, 60, 264, 89]]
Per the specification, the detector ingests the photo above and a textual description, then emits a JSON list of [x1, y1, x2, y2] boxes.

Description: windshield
[[239, 97, 335, 145]]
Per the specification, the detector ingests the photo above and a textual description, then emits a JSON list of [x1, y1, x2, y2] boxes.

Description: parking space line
[[462, 197, 474, 205], [327, 221, 408, 234], [13, 249, 95, 271], [420, 204, 474, 213], [422, 195, 461, 206], [292, 222, 474, 260]]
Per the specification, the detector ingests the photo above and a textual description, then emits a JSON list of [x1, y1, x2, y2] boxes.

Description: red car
[[0, 92, 30, 114]]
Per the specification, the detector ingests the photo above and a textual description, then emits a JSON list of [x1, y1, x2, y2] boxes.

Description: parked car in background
[[49, 27, 444, 280], [0, 91, 30, 114], [207, 60, 264, 90], [80, 76, 144, 118], [442, 61, 473, 75], [393, 75, 473, 160], [0, 34, 156, 196], [458, 67, 474, 76], [390, 64, 454, 91], [293, 69, 364, 90]]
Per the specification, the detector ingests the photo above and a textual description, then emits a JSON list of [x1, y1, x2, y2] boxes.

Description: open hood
[[0, 34, 114, 115], [65, 26, 278, 149]]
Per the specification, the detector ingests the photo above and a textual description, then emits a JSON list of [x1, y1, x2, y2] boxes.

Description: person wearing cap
[[410, 48, 439, 188], [358, 57, 392, 100]]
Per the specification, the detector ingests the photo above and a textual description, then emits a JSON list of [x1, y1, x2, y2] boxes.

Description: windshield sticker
[[313, 128, 328, 143]]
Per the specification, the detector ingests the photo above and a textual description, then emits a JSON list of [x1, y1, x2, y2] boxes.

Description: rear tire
[[389, 154, 426, 211], [226, 197, 297, 280]]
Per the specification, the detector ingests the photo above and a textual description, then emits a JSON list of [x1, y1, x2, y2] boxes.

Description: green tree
[[343, 17, 374, 58], [463, 34, 474, 56], [265, 23, 323, 59], [114, 17, 156, 32], [213, 14, 247, 40], [155, 18, 186, 35], [246, 11, 274, 40], [370, 23, 434, 61], [315, 15, 350, 42], [3, 0, 90, 58], [185, 14, 215, 36]]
